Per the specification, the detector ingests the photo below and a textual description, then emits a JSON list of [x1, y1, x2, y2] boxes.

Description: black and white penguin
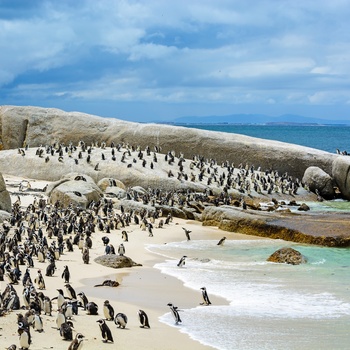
[[118, 243, 125, 256], [65, 283, 77, 300], [34, 270, 45, 290], [121, 230, 128, 242], [114, 312, 128, 329], [82, 247, 89, 264], [182, 227, 191, 241], [200, 287, 212, 306], [33, 311, 44, 332], [103, 300, 114, 321], [68, 332, 84, 350], [43, 296, 52, 316], [18, 325, 31, 349], [52, 289, 66, 309], [138, 309, 150, 328], [22, 268, 32, 286], [62, 301, 73, 320], [96, 319, 114, 343], [45, 259, 56, 276], [61, 265, 70, 283], [60, 321, 74, 341], [167, 303, 182, 325], [177, 255, 187, 267], [101, 236, 110, 246], [56, 308, 66, 329], [86, 301, 99, 315], [77, 292, 89, 310], [217, 236, 226, 246]]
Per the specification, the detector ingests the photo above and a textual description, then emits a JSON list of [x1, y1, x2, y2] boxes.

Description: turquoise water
[[148, 239, 350, 350], [176, 124, 350, 154]]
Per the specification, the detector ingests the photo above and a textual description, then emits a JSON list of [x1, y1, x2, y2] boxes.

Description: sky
[[1, 0, 350, 122]]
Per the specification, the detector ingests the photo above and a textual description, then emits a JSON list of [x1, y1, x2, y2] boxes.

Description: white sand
[[1, 175, 243, 349]]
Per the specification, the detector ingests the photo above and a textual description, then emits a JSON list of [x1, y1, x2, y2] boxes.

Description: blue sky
[[1, 0, 350, 122]]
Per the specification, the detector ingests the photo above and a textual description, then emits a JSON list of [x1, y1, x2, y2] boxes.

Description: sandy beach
[[0, 175, 248, 350]]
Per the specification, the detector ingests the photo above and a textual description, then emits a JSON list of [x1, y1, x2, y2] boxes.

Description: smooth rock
[[94, 255, 142, 268], [0, 105, 337, 179], [332, 156, 350, 200], [302, 166, 335, 199]]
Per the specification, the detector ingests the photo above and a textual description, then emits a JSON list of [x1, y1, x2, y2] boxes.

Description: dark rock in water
[[267, 247, 307, 265], [298, 203, 310, 211], [94, 255, 142, 269]]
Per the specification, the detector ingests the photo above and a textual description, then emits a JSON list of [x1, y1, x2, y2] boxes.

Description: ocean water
[[176, 124, 350, 154], [147, 239, 350, 350]]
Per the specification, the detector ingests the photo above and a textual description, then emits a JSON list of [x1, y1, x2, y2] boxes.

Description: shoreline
[[1, 176, 234, 349]]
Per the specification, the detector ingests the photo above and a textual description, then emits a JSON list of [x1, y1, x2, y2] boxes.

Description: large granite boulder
[[332, 156, 350, 200], [302, 166, 335, 199], [0, 173, 11, 212], [0, 105, 337, 179], [49, 175, 103, 208], [267, 247, 307, 265]]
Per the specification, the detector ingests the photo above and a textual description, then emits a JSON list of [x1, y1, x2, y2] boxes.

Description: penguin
[[167, 303, 182, 324], [96, 318, 114, 343], [7, 290, 20, 310], [61, 265, 70, 283], [18, 325, 31, 350], [22, 268, 32, 286], [45, 260, 56, 276], [52, 289, 66, 309], [68, 332, 84, 350], [114, 312, 128, 329], [177, 255, 187, 267], [82, 247, 90, 264], [43, 296, 52, 316], [60, 321, 74, 341], [101, 236, 110, 246], [62, 300, 74, 320], [56, 308, 66, 329], [118, 243, 125, 256], [65, 284, 77, 300], [33, 311, 44, 332], [86, 301, 99, 315], [77, 292, 89, 310], [5, 345, 17, 350], [121, 230, 128, 242], [217, 236, 226, 246], [103, 300, 114, 321], [34, 269, 45, 290], [182, 227, 191, 241], [138, 309, 150, 328], [200, 287, 212, 306]]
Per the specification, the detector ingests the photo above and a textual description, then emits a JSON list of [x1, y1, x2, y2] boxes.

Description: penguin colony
[[0, 139, 305, 348]]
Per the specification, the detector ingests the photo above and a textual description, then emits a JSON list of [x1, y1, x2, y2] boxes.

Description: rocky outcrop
[[202, 206, 350, 247], [94, 255, 142, 268], [0, 173, 11, 212], [0, 105, 337, 179], [267, 247, 307, 265], [332, 156, 350, 200], [302, 166, 335, 199], [48, 173, 103, 208]]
